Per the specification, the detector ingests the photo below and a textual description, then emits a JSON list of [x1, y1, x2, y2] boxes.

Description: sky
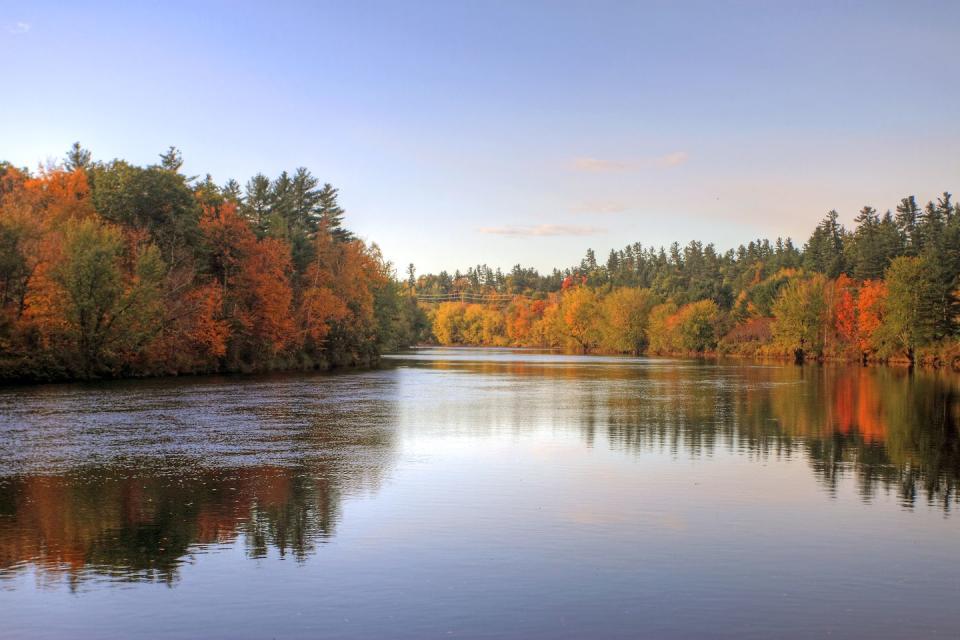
[[2, 1, 959, 274]]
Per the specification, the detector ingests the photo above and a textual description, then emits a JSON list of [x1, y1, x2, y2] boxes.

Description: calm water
[[0, 348, 958, 639]]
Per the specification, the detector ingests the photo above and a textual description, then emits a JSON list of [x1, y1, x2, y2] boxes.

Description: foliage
[[772, 275, 829, 360], [0, 148, 409, 380]]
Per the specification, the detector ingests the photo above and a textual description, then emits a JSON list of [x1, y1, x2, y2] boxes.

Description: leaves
[[0, 157, 396, 380]]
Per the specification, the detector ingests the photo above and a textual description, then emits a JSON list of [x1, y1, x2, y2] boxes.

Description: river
[[0, 348, 958, 639]]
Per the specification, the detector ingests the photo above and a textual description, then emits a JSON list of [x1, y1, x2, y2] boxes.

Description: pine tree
[[241, 173, 272, 236], [195, 174, 222, 207], [803, 210, 846, 277], [222, 179, 242, 203], [895, 196, 920, 254], [268, 171, 295, 237], [290, 167, 321, 233], [65, 142, 92, 171], [848, 206, 888, 279], [159, 146, 183, 173], [317, 183, 352, 242]]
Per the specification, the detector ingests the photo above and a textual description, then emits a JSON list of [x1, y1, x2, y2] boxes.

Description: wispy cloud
[[7, 21, 30, 34], [478, 224, 606, 237], [570, 200, 629, 215], [571, 151, 689, 172]]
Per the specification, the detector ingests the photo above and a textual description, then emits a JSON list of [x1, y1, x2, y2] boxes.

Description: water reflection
[[0, 350, 957, 592], [391, 350, 960, 509], [0, 373, 399, 588], [0, 465, 347, 588]]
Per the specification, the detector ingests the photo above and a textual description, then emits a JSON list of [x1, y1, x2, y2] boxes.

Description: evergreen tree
[[268, 171, 295, 237], [65, 142, 92, 171], [895, 196, 920, 254], [847, 206, 899, 280], [222, 179, 242, 203], [159, 146, 183, 173], [317, 183, 352, 242], [883, 256, 940, 363], [290, 167, 321, 233], [803, 210, 846, 277], [241, 173, 272, 236], [194, 174, 222, 207]]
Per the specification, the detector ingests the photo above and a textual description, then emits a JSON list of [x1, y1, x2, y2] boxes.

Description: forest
[[0, 144, 426, 381], [413, 195, 960, 368], [2, 143, 958, 380]]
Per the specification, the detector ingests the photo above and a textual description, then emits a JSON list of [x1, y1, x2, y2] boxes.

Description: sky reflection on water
[[0, 349, 958, 639]]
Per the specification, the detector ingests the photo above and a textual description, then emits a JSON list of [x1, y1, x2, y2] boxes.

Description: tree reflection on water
[[0, 355, 957, 588]]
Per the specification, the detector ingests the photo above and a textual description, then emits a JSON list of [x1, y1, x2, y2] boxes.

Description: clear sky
[[2, 1, 958, 274]]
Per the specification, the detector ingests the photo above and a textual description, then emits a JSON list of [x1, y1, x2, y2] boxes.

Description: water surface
[[1, 348, 958, 639]]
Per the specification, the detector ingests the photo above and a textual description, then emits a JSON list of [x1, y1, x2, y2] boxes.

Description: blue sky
[[2, 1, 958, 274]]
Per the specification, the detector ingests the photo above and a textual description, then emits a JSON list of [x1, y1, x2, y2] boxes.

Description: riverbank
[[0, 351, 384, 385], [416, 341, 960, 371]]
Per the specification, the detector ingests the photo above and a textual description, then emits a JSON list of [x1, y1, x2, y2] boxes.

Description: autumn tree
[[674, 299, 721, 353], [600, 287, 656, 354], [772, 275, 829, 362], [830, 274, 859, 358], [25, 218, 165, 376], [559, 286, 601, 353], [647, 302, 679, 354], [506, 297, 546, 346], [856, 280, 887, 360], [200, 202, 294, 367], [432, 302, 465, 345]]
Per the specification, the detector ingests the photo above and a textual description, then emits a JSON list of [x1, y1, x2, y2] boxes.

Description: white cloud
[[571, 151, 689, 172], [7, 22, 30, 34], [478, 224, 606, 237]]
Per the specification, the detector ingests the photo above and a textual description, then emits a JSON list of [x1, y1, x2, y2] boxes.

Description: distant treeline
[[0, 144, 428, 381], [414, 195, 960, 367]]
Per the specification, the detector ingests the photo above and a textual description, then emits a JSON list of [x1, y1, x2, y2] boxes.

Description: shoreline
[[4, 344, 958, 387]]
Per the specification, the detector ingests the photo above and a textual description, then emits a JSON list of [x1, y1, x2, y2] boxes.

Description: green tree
[[600, 287, 656, 354], [241, 173, 272, 236], [267, 171, 294, 238], [159, 146, 184, 173], [317, 183, 352, 243], [88, 161, 201, 259], [847, 206, 901, 280], [676, 299, 720, 353], [65, 142, 92, 171], [53, 219, 165, 375], [772, 275, 829, 362], [406, 263, 417, 288], [290, 168, 321, 233], [222, 179, 242, 203], [803, 210, 847, 277], [895, 196, 921, 254], [882, 256, 939, 363]]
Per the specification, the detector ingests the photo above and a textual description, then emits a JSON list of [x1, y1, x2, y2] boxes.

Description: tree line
[[0, 144, 427, 381], [3, 142, 957, 376], [415, 193, 960, 367]]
